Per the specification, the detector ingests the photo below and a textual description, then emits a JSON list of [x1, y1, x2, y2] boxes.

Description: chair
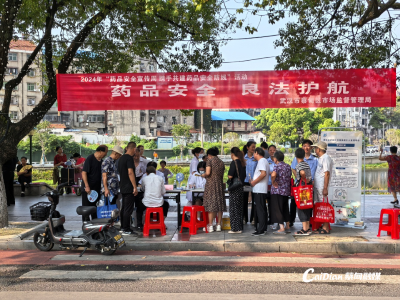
[[377, 208, 400, 240], [180, 205, 208, 235], [143, 207, 166, 237]]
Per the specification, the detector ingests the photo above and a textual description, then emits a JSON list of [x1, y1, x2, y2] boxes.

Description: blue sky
[[213, 6, 400, 72]]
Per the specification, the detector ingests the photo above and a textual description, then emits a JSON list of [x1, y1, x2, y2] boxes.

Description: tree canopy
[[238, 0, 400, 72], [368, 102, 400, 129], [254, 108, 340, 145]]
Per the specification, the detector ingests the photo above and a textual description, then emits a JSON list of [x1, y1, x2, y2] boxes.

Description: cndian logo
[[303, 268, 343, 282]]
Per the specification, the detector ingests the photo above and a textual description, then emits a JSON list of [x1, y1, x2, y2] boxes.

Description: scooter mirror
[[111, 209, 120, 219]]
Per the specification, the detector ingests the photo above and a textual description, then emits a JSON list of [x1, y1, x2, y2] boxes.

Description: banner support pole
[[201, 109, 204, 148], [221, 122, 224, 155]]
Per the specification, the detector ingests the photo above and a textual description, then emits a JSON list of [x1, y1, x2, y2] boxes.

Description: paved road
[[1, 250, 400, 299]]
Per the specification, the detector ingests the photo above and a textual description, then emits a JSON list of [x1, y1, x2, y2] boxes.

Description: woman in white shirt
[[186, 161, 206, 205], [188, 147, 204, 182]]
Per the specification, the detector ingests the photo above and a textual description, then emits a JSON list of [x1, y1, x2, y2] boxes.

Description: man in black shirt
[[117, 142, 138, 235], [81, 145, 108, 221], [16, 157, 32, 197]]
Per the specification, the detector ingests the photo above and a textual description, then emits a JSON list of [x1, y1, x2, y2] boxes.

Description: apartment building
[[333, 107, 376, 141], [1, 40, 42, 121]]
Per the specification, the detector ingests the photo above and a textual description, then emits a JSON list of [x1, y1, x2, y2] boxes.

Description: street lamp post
[[382, 122, 386, 148], [28, 130, 35, 164]]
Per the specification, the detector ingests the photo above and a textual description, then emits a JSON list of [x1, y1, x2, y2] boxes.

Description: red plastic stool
[[143, 207, 166, 237], [180, 205, 208, 235], [310, 217, 331, 231], [377, 208, 400, 239]]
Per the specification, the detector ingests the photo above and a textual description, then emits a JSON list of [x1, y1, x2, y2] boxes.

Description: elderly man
[[289, 139, 318, 226], [81, 145, 108, 221], [312, 141, 333, 234], [102, 146, 124, 204], [17, 157, 32, 197]]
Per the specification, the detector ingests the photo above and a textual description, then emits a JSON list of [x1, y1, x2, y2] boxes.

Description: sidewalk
[[1, 193, 399, 254]]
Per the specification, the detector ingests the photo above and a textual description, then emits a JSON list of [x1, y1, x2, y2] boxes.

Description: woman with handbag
[[227, 147, 246, 233]]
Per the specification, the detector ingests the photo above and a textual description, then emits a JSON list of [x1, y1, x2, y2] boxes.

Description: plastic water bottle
[[173, 180, 177, 189]]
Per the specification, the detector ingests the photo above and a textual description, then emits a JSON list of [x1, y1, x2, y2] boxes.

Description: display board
[[320, 131, 363, 224], [56, 68, 396, 111]]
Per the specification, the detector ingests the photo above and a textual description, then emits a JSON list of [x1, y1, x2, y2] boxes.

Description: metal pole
[[221, 122, 224, 155], [29, 135, 32, 164], [200, 109, 204, 148]]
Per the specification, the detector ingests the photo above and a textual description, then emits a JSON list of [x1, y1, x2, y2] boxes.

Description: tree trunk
[[0, 164, 9, 228]]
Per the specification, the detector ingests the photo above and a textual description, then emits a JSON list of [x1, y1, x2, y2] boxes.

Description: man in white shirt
[[249, 147, 270, 236], [312, 141, 333, 234], [140, 166, 169, 221]]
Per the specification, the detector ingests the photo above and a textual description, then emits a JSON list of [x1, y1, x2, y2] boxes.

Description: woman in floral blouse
[[270, 151, 292, 234]]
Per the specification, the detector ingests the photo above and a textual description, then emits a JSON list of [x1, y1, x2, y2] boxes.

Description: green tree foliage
[[385, 129, 400, 145], [254, 108, 340, 145], [224, 132, 241, 148], [238, 1, 400, 70], [171, 124, 192, 158], [369, 102, 400, 129]]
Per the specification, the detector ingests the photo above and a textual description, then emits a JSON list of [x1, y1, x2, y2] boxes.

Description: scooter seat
[[76, 206, 97, 216], [91, 218, 110, 224]]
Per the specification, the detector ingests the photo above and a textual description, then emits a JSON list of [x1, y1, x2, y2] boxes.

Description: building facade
[[1, 40, 42, 121]]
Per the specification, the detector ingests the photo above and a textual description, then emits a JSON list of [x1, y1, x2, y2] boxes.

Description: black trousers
[[254, 193, 268, 233], [242, 183, 255, 223], [289, 196, 297, 224], [81, 190, 100, 221], [266, 191, 272, 225], [3, 171, 15, 205], [121, 193, 136, 232], [18, 176, 32, 192]]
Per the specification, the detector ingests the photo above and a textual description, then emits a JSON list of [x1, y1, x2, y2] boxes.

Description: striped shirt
[[295, 161, 312, 185]]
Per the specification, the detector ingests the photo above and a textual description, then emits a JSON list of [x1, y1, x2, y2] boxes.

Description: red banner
[[56, 68, 396, 111]]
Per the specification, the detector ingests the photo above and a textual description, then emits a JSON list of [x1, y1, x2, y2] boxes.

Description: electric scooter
[[33, 186, 125, 256]]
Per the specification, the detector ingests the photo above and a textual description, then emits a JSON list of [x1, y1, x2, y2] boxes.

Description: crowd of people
[[222, 140, 334, 235], [5, 137, 400, 238]]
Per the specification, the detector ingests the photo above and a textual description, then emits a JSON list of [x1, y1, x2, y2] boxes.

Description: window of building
[[44, 115, 60, 122], [2, 82, 18, 90], [7, 68, 18, 75], [172, 116, 177, 124], [9, 111, 18, 119], [27, 97, 36, 106], [28, 69, 35, 77], [140, 128, 146, 135], [238, 121, 242, 126], [157, 110, 160, 115], [362, 119, 366, 125], [27, 83, 35, 91], [77, 114, 85, 123], [163, 116, 167, 122], [11, 96, 18, 105], [149, 64, 155, 72], [140, 63, 146, 72], [227, 121, 231, 126], [183, 118, 187, 124], [26, 54, 31, 61], [140, 115, 146, 122], [150, 116, 155, 122], [8, 53, 17, 61], [107, 112, 113, 121], [87, 115, 105, 122]]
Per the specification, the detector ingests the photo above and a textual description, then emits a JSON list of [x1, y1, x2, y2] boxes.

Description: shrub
[[280, 147, 286, 153], [288, 148, 293, 154]]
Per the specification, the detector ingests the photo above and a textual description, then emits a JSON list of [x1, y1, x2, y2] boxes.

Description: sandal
[[294, 229, 310, 236], [316, 228, 330, 234]]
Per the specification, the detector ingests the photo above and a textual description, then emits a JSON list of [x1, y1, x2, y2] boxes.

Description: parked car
[[366, 146, 378, 154]]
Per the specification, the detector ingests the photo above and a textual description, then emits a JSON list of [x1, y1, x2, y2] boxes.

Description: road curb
[[1, 238, 399, 254]]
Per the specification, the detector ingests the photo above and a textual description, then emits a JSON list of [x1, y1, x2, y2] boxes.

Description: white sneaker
[[216, 225, 222, 232], [207, 225, 214, 233]]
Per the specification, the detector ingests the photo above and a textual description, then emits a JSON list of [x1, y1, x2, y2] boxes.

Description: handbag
[[291, 179, 313, 209], [228, 160, 243, 191], [313, 196, 335, 223], [97, 195, 118, 219]]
